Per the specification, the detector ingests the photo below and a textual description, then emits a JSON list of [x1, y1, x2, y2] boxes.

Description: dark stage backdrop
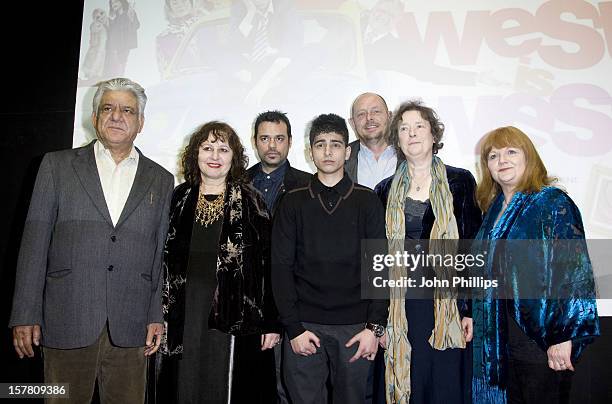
[[0, 1, 85, 401], [0, 1, 609, 403]]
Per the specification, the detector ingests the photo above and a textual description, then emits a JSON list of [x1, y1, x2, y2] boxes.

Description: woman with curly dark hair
[[375, 100, 482, 404], [153, 121, 280, 403]]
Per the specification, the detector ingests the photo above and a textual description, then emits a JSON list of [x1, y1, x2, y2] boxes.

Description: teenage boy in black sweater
[[272, 113, 388, 404]]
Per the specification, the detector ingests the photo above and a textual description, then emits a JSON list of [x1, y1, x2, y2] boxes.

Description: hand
[[346, 328, 378, 362], [461, 317, 473, 343], [13, 325, 41, 358], [547, 340, 574, 371], [379, 331, 388, 349], [261, 333, 281, 350], [144, 323, 163, 356], [290, 331, 320, 356]]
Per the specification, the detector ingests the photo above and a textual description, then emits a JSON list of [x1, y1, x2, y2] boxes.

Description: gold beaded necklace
[[195, 190, 225, 227]]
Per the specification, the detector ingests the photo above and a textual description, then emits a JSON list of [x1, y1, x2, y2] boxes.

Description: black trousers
[[507, 359, 573, 404], [283, 323, 372, 404]]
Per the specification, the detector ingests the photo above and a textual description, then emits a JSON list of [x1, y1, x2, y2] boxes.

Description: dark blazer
[[344, 139, 361, 183], [344, 139, 400, 186], [246, 161, 311, 215], [375, 164, 483, 317], [375, 164, 482, 239], [9, 141, 174, 349]]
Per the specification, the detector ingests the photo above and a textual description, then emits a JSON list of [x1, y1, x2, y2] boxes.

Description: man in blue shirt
[[346, 92, 398, 189], [247, 110, 311, 214], [247, 110, 310, 403]]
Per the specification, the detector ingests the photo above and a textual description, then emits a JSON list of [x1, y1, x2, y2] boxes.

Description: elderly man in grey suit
[[345, 92, 397, 189], [9, 77, 174, 403]]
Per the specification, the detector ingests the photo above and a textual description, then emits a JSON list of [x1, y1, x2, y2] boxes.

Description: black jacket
[[344, 139, 361, 183], [246, 161, 312, 215], [374, 164, 483, 316], [374, 164, 482, 240]]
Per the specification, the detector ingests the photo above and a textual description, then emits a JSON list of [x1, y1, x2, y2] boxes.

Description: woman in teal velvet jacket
[[472, 126, 599, 404]]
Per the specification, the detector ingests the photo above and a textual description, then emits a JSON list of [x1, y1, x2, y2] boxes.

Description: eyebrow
[[314, 139, 344, 145], [200, 142, 229, 146], [101, 103, 136, 109]]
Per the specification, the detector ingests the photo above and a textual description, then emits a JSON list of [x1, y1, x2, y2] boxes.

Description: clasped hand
[[290, 329, 380, 362]]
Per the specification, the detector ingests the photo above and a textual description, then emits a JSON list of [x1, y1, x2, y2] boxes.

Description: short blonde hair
[[476, 126, 556, 211]]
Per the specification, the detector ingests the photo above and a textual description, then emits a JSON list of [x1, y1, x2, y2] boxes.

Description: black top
[[271, 174, 388, 339], [179, 195, 229, 402], [506, 300, 548, 364], [405, 197, 429, 239], [404, 197, 432, 300]]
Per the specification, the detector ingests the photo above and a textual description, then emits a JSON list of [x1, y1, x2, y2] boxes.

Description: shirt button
[[107, 265, 114, 272], [266, 175, 270, 179], [264, 188, 268, 192], [111, 235, 117, 242]]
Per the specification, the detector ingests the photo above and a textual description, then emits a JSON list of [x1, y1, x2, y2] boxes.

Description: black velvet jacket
[[160, 181, 280, 357], [375, 165, 482, 239], [374, 164, 483, 315]]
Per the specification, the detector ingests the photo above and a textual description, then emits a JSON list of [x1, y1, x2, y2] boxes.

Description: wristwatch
[[365, 322, 385, 337]]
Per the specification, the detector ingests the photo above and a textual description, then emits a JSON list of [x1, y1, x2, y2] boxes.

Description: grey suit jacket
[[9, 141, 174, 349]]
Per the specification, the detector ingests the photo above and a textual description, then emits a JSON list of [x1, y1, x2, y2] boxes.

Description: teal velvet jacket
[[472, 187, 600, 403]]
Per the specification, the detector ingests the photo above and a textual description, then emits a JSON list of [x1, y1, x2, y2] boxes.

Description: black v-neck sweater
[[271, 174, 388, 339]]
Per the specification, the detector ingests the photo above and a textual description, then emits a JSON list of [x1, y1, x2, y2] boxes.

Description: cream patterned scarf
[[384, 156, 465, 403]]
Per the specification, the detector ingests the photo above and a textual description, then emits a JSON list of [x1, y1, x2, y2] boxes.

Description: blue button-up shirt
[[252, 161, 288, 211], [357, 144, 397, 189]]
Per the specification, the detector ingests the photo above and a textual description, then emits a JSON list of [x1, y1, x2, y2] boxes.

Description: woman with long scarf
[[153, 121, 280, 403], [375, 100, 482, 403], [472, 126, 599, 403]]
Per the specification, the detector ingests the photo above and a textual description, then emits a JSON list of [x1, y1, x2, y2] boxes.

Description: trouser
[[43, 324, 146, 404], [283, 323, 372, 404], [275, 342, 292, 404], [507, 359, 573, 404]]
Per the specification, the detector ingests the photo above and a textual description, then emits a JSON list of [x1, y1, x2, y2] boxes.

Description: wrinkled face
[[350, 94, 390, 143], [486, 146, 526, 191], [309, 132, 351, 176], [397, 110, 434, 161], [198, 135, 233, 182], [255, 121, 291, 171], [92, 90, 143, 150]]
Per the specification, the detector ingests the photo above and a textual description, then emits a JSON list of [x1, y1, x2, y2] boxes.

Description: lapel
[[345, 140, 360, 181], [115, 149, 156, 228], [72, 141, 114, 227]]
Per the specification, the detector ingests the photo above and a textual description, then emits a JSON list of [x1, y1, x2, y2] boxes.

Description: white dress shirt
[[94, 140, 139, 226], [357, 143, 397, 189]]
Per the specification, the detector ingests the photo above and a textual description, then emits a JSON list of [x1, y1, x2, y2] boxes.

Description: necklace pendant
[[416, 186, 420, 192]]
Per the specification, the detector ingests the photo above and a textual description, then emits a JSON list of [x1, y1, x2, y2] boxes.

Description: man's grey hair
[[92, 77, 147, 117]]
